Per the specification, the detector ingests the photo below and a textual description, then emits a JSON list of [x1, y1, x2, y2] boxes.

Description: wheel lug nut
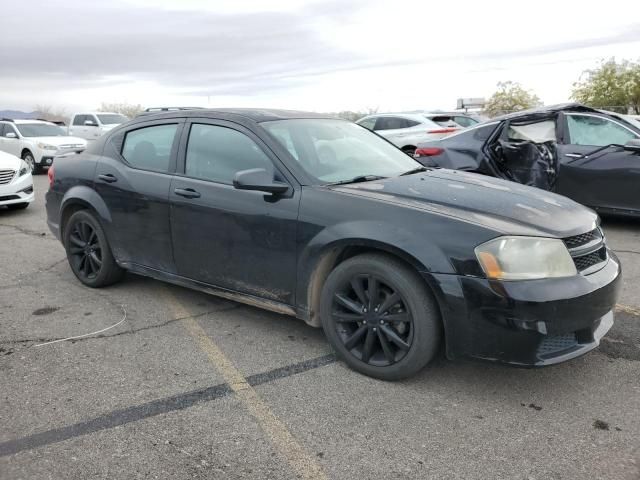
[[363, 320, 367, 324], [373, 327, 377, 332]]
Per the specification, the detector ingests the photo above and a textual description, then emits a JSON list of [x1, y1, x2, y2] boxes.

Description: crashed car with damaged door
[[46, 109, 620, 380], [414, 104, 640, 217]]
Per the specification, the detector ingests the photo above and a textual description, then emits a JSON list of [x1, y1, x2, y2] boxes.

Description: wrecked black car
[[46, 109, 621, 380], [414, 104, 640, 217]]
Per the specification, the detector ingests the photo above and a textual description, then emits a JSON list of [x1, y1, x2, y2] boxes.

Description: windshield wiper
[[326, 175, 387, 186], [400, 166, 428, 176]]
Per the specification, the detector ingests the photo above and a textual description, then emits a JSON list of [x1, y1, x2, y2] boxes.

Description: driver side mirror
[[233, 168, 289, 194], [624, 139, 640, 152], [5, 132, 17, 139], [84, 120, 98, 127]]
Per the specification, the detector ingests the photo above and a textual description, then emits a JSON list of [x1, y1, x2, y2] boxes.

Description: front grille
[[563, 228, 602, 249], [0, 169, 15, 185], [573, 247, 607, 271], [538, 333, 578, 356], [563, 228, 607, 274]]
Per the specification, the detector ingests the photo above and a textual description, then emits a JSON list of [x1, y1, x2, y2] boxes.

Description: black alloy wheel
[[64, 210, 124, 287], [321, 253, 441, 380], [332, 274, 413, 366], [68, 220, 103, 280]]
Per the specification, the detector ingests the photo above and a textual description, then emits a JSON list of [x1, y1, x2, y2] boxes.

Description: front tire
[[64, 210, 124, 287], [22, 151, 39, 174], [320, 253, 441, 380]]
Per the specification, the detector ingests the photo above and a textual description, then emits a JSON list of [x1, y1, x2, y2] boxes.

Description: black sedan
[[46, 109, 621, 380], [414, 103, 640, 217]]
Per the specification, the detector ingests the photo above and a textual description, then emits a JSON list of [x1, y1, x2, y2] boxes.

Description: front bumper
[[0, 172, 34, 206], [426, 252, 621, 366]]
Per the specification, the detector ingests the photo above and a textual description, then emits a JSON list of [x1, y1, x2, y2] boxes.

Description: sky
[[1, 0, 639, 114]]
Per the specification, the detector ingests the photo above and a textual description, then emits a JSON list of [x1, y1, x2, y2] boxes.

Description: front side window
[[121, 124, 178, 172], [185, 124, 273, 184], [566, 114, 638, 147], [358, 117, 376, 130], [15, 123, 65, 137], [73, 115, 87, 126], [262, 119, 420, 184]]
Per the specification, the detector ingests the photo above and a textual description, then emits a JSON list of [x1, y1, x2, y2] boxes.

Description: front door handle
[[174, 187, 201, 199], [564, 153, 583, 158], [98, 173, 117, 183]]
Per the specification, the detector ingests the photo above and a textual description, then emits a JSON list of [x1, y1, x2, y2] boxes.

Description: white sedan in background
[[356, 113, 459, 155], [0, 150, 34, 210]]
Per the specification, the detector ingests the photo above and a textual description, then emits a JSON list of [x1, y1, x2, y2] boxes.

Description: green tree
[[484, 81, 542, 117], [98, 102, 144, 119], [571, 58, 640, 114]]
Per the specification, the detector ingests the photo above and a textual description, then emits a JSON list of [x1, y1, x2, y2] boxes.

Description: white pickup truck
[[67, 112, 129, 141]]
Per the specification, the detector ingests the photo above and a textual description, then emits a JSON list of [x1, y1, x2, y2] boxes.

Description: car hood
[[333, 169, 598, 237], [34, 136, 87, 146], [0, 150, 21, 170]]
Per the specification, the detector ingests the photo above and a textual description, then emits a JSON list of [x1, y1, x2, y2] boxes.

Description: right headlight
[[475, 236, 576, 280]]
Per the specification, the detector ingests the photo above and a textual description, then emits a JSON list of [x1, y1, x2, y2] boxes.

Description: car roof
[[1, 119, 54, 125], [136, 108, 336, 123], [492, 103, 603, 121], [359, 112, 432, 122]]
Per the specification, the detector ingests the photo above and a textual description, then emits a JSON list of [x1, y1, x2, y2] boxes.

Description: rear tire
[[7, 203, 29, 210], [64, 210, 124, 287], [320, 253, 441, 380]]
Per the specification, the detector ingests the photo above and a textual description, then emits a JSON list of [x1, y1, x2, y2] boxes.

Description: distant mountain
[[0, 110, 38, 119]]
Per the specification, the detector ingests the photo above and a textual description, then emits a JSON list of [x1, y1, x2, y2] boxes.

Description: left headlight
[[37, 142, 58, 150], [18, 160, 30, 177], [475, 236, 576, 280]]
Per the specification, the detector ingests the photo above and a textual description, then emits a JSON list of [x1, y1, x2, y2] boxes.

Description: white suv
[[356, 113, 459, 154], [0, 150, 34, 210], [0, 120, 87, 174], [68, 112, 129, 141]]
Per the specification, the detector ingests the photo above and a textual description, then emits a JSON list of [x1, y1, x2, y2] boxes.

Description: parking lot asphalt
[[1, 175, 639, 480]]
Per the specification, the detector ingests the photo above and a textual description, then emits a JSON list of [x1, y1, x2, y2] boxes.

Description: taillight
[[48, 165, 54, 188], [414, 147, 444, 157], [427, 128, 458, 134]]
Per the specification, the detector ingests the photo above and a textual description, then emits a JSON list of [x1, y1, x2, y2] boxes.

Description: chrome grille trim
[[563, 228, 608, 274], [0, 169, 16, 185]]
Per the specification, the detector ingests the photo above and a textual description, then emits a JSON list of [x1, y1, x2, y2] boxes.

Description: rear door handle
[[174, 187, 201, 199], [98, 173, 117, 183]]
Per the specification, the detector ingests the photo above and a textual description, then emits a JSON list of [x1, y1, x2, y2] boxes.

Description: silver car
[[356, 113, 459, 155]]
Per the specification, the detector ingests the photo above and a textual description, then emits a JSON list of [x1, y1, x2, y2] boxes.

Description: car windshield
[[97, 114, 128, 125], [16, 123, 65, 137], [262, 119, 421, 184]]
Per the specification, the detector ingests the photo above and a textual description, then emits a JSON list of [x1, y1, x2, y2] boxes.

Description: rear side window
[[121, 124, 178, 172], [566, 114, 638, 147], [507, 120, 556, 143], [374, 117, 417, 131], [185, 124, 274, 184], [453, 116, 477, 128]]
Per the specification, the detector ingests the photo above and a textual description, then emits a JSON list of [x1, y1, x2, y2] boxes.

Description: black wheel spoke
[[382, 312, 410, 323], [70, 235, 85, 248], [333, 311, 363, 323], [377, 329, 395, 363], [83, 255, 91, 276], [344, 325, 367, 350], [378, 292, 400, 316], [69, 246, 84, 255], [367, 276, 379, 310], [88, 254, 100, 273], [361, 329, 376, 363], [380, 325, 410, 351], [88, 230, 98, 246], [335, 293, 363, 315], [350, 276, 368, 307]]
